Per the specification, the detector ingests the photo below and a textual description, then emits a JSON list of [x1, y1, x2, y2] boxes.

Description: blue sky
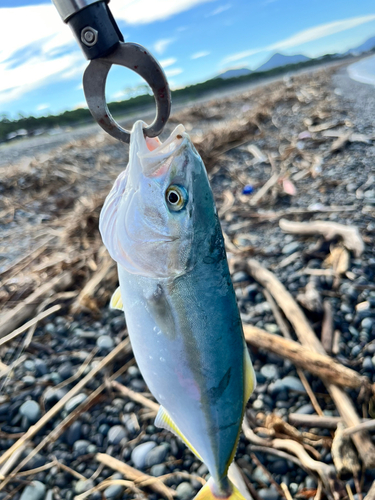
[[1, 0, 375, 119]]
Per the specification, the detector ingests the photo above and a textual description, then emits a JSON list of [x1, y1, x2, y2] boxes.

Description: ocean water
[[348, 55, 375, 86]]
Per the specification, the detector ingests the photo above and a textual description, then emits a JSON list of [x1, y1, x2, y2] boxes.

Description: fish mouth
[[133, 121, 189, 177]]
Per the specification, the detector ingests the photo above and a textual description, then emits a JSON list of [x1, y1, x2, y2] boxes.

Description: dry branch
[[96, 453, 176, 500], [0, 272, 73, 339], [111, 381, 159, 413], [70, 255, 116, 314], [321, 300, 333, 354], [279, 219, 364, 257], [243, 325, 370, 391], [238, 258, 375, 468], [0, 304, 61, 348]]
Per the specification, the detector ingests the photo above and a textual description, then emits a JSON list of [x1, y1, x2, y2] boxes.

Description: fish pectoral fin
[[155, 406, 203, 461], [244, 347, 256, 402], [110, 287, 124, 311]]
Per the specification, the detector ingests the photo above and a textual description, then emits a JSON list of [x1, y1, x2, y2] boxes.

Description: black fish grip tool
[[52, 0, 171, 143]]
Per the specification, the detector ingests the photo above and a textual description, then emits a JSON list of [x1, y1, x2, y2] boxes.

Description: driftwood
[[242, 419, 336, 499], [331, 423, 360, 478], [243, 325, 370, 392], [249, 173, 279, 206], [321, 300, 333, 354], [296, 277, 323, 313], [279, 219, 364, 257], [365, 481, 375, 500], [288, 414, 370, 430], [96, 453, 176, 500], [239, 258, 375, 469], [0, 272, 73, 339]]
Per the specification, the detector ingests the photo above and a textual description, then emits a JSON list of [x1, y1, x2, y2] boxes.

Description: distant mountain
[[218, 68, 252, 79], [347, 36, 375, 55], [256, 53, 311, 72]]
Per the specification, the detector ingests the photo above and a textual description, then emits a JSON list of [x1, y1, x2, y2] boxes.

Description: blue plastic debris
[[242, 185, 254, 195]]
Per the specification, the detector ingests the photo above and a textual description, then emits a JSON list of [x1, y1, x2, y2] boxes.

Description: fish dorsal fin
[[155, 406, 203, 461], [110, 287, 123, 311], [244, 347, 256, 402]]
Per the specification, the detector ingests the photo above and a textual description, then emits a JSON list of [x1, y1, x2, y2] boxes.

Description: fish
[[99, 120, 256, 500]]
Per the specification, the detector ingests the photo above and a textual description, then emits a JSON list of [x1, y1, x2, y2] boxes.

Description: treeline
[[0, 53, 348, 143]]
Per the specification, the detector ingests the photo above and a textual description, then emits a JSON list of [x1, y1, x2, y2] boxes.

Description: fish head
[[99, 120, 216, 279]]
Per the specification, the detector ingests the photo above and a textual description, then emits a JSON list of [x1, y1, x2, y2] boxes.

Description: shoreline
[[0, 59, 355, 169], [347, 53, 375, 86]]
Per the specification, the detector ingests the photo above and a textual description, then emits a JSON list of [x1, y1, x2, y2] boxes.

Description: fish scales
[[100, 121, 255, 500]]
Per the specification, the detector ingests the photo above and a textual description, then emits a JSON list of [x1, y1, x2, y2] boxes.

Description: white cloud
[[111, 0, 215, 25], [165, 68, 184, 77], [0, 0, 214, 107], [160, 58, 177, 68], [36, 103, 50, 111], [221, 14, 375, 65], [0, 4, 82, 105], [153, 38, 175, 55], [207, 3, 231, 16], [191, 50, 211, 59]]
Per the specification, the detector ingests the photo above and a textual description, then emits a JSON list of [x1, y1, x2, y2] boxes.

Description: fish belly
[[118, 262, 245, 481]]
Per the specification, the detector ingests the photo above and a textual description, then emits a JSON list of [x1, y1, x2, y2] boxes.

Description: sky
[[0, 0, 375, 119]]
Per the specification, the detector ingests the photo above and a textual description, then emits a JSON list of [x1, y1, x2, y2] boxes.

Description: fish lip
[[134, 122, 189, 177]]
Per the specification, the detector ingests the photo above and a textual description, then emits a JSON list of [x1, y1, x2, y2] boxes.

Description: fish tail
[[194, 477, 247, 500]]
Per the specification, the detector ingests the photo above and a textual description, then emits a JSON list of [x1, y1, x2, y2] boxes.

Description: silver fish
[[99, 120, 255, 500]]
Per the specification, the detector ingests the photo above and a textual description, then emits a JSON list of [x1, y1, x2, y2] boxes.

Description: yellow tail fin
[[194, 478, 248, 500]]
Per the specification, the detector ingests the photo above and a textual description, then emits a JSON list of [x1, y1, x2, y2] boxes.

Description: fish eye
[[166, 185, 188, 212]]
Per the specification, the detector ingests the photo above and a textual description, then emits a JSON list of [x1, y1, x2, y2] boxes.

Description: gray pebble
[[363, 357, 373, 372], [24, 360, 35, 372], [264, 324, 280, 334], [128, 366, 140, 377], [22, 375, 36, 386], [45, 490, 54, 500], [253, 465, 271, 485], [66, 421, 82, 446], [104, 473, 123, 499], [108, 425, 127, 445], [197, 464, 208, 476], [305, 477, 316, 489], [280, 376, 305, 393], [96, 335, 114, 350], [34, 359, 48, 376], [150, 464, 167, 476], [258, 488, 280, 500], [289, 483, 299, 495], [176, 481, 195, 500], [253, 399, 264, 410], [20, 481, 46, 500], [282, 241, 300, 255], [361, 317, 373, 330], [19, 400, 41, 423], [73, 440, 91, 456], [75, 479, 94, 494], [131, 441, 156, 469], [260, 364, 279, 380], [65, 393, 87, 413], [44, 323, 56, 334], [351, 345, 361, 357], [295, 403, 314, 415], [146, 443, 168, 467], [232, 271, 249, 283]]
